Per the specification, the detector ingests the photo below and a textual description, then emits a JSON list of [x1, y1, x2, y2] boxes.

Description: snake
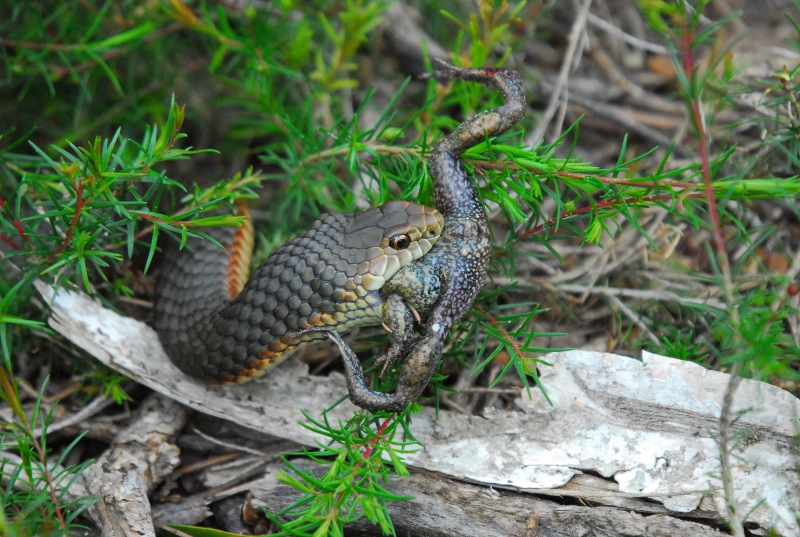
[[153, 201, 443, 383], [154, 63, 526, 412]]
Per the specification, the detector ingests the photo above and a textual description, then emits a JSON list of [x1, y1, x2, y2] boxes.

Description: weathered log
[[246, 459, 728, 537], [79, 393, 187, 537], [37, 282, 800, 534]]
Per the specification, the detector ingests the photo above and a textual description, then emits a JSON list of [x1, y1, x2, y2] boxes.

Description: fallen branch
[[36, 282, 800, 535]]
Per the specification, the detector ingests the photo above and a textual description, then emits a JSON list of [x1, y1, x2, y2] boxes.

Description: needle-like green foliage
[[0, 370, 95, 535], [265, 408, 416, 537], [2, 0, 800, 535]]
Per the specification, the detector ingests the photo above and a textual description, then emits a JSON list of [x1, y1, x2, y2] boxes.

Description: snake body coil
[[154, 200, 443, 384]]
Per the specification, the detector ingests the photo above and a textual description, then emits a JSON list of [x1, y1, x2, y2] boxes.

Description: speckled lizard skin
[[304, 62, 527, 412]]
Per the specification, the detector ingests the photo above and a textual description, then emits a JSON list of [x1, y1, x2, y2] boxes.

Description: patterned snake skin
[[154, 201, 443, 383]]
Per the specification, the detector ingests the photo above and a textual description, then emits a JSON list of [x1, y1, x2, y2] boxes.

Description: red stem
[[12, 220, 27, 243], [31, 432, 67, 528], [136, 212, 196, 228], [476, 161, 694, 190], [0, 370, 66, 529], [329, 415, 394, 514], [517, 192, 705, 241], [680, 21, 726, 256], [0, 234, 21, 250], [0, 196, 30, 249], [361, 416, 394, 460], [476, 306, 526, 360], [0, 23, 183, 79], [46, 179, 86, 263], [126, 212, 192, 245]]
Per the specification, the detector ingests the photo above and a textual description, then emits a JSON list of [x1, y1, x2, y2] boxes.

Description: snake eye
[[389, 234, 411, 250]]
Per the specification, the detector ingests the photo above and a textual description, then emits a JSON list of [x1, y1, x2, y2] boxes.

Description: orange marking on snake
[[226, 202, 254, 299]]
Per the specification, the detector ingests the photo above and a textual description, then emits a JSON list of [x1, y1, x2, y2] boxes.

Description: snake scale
[[154, 63, 526, 412]]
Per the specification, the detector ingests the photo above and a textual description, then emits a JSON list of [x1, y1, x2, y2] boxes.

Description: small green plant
[[0, 101, 260, 391], [0, 99, 255, 289], [266, 408, 416, 536], [639, 1, 800, 535], [441, 0, 526, 67], [0, 369, 95, 535], [0, 100, 261, 532]]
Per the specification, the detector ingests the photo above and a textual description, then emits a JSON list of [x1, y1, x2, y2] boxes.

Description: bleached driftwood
[[247, 459, 728, 537], [36, 282, 800, 535]]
